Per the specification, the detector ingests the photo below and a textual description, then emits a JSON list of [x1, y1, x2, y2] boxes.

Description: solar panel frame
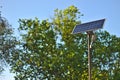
[[72, 19, 105, 34]]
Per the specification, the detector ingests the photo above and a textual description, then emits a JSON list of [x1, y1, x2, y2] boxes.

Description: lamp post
[[87, 31, 95, 80], [72, 19, 105, 80], [87, 32, 92, 80]]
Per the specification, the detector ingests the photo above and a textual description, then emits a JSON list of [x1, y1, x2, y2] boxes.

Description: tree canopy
[[8, 5, 120, 80]]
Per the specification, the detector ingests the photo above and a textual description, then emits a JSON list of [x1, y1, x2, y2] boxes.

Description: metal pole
[[88, 33, 91, 80]]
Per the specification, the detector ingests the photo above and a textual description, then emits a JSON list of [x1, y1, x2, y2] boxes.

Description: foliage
[[0, 22, 17, 73], [10, 18, 58, 80], [9, 5, 120, 80]]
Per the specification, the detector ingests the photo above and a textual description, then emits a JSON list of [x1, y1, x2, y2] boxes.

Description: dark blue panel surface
[[72, 19, 105, 34]]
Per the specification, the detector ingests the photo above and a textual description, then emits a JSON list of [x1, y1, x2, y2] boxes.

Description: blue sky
[[1, 0, 120, 37], [0, 0, 120, 79]]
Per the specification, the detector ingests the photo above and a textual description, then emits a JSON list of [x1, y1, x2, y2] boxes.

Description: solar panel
[[72, 19, 105, 34]]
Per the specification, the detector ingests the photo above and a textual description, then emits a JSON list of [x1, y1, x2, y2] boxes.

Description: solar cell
[[72, 19, 105, 34]]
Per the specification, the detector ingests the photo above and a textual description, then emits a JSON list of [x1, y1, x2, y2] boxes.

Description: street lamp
[[72, 19, 105, 80]]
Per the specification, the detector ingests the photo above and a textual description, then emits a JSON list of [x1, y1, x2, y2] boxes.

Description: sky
[[0, 0, 120, 80]]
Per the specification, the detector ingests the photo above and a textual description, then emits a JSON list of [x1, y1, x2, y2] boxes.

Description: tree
[[9, 5, 120, 80], [92, 31, 120, 80], [10, 18, 58, 80], [0, 17, 17, 74]]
